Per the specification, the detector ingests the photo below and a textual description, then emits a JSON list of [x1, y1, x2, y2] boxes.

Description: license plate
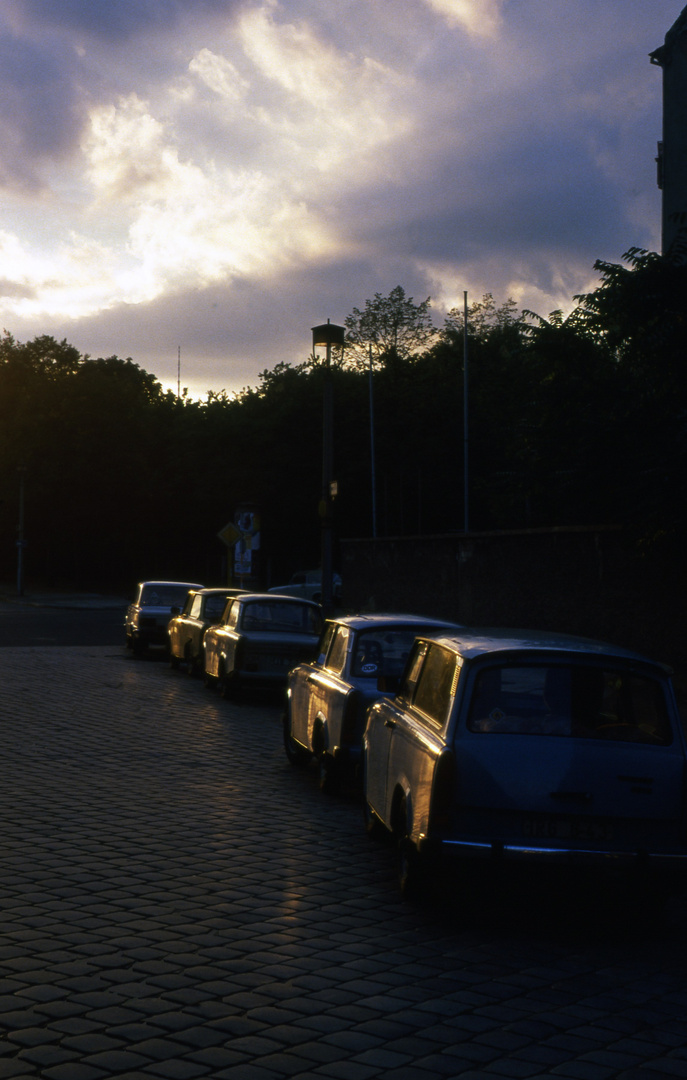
[[522, 817, 613, 842]]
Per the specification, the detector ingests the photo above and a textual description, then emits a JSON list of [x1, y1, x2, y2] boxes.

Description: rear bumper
[[424, 836, 687, 870]]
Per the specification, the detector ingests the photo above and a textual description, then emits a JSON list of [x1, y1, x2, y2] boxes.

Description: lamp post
[[311, 320, 345, 609], [17, 465, 27, 596]]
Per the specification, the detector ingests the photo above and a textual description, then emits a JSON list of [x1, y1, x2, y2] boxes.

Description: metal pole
[[368, 342, 377, 538], [17, 466, 26, 596], [321, 336, 334, 609], [463, 290, 469, 533]]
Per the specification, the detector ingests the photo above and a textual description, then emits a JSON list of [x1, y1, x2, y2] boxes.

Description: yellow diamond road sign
[[217, 521, 242, 547]]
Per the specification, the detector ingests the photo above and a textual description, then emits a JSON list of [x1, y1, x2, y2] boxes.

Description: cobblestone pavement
[[2, 645, 687, 1080]]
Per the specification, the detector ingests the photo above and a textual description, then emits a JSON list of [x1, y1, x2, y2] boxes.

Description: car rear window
[[467, 664, 673, 744], [350, 629, 421, 679], [240, 601, 323, 634], [141, 585, 191, 607], [204, 595, 228, 620]]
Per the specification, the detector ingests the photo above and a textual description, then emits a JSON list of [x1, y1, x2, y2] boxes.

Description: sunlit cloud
[[0, 0, 674, 394], [423, 0, 504, 36]]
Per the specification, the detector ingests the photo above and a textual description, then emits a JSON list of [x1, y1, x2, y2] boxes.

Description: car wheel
[[203, 667, 216, 689], [217, 665, 235, 699], [395, 795, 426, 900], [132, 638, 145, 658], [169, 651, 180, 670], [361, 751, 386, 840], [318, 753, 340, 795], [283, 709, 310, 767], [362, 798, 386, 841]]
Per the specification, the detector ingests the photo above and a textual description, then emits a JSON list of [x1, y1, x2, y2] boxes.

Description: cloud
[[4, 0, 239, 41], [0, 0, 675, 396], [423, 0, 504, 36]]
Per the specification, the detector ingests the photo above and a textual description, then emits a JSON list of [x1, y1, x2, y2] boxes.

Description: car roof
[[236, 592, 321, 607], [421, 627, 669, 671], [324, 613, 461, 631], [192, 587, 248, 596], [139, 580, 203, 589]]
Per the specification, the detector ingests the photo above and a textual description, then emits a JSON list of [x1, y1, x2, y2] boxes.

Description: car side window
[[190, 595, 203, 618], [398, 641, 429, 704], [412, 644, 458, 727], [325, 626, 349, 674], [221, 600, 237, 627], [315, 623, 337, 665]]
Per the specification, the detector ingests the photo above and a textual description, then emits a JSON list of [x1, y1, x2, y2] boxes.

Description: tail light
[[430, 750, 457, 831]]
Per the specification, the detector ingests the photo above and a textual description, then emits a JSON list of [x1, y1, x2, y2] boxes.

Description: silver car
[[284, 613, 460, 792], [125, 580, 203, 656], [363, 628, 687, 899], [203, 593, 323, 697]]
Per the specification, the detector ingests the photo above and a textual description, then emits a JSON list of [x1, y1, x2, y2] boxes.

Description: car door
[[289, 622, 337, 746], [301, 624, 351, 752], [364, 639, 438, 824], [204, 600, 236, 676], [182, 593, 203, 656]]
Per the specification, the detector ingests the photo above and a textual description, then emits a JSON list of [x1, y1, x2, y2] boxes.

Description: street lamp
[[17, 465, 27, 596], [311, 320, 345, 609]]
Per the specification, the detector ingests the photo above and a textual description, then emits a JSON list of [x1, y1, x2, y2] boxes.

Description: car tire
[[283, 709, 310, 767], [203, 667, 216, 689], [395, 795, 426, 900], [362, 798, 386, 842], [361, 751, 386, 840], [169, 651, 180, 670], [217, 665, 235, 699], [318, 753, 340, 795]]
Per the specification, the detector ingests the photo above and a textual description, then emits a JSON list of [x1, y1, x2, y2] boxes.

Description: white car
[[125, 580, 203, 655], [203, 593, 324, 696], [363, 628, 687, 899], [284, 613, 460, 792], [268, 569, 342, 604]]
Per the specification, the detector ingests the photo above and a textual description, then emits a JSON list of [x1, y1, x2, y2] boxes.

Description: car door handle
[[384, 718, 396, 729]]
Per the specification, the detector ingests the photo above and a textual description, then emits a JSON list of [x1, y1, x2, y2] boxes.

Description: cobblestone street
[[1, 644, 687, 1079]]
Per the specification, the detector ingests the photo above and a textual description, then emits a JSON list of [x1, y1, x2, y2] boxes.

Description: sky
[[0, 0, 680, 398]]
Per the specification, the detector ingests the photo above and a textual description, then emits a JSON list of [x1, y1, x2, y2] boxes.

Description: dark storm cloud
[[0, 34, 82, 186], [12, 0, 240, 42]]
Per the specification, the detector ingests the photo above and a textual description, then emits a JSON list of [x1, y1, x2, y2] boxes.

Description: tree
[[344, 285, 437, 368]]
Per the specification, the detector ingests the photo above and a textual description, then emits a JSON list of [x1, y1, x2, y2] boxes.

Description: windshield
[[467, 664, 673, 745]]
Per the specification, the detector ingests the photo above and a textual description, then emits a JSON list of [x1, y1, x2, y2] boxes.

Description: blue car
[[362, 628, 687, 898], [284, 613, 460, 792]]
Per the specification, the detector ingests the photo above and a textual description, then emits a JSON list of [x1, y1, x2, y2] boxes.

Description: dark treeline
[[1, 248, 686, 593]]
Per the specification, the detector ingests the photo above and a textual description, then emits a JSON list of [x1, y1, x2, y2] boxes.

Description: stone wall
[[340, 526, 687, 684]]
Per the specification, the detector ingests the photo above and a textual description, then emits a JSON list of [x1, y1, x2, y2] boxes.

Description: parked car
[[203, 593, 324, 696], [362, 628, 687, 898], [268, 569, 342, 604], [284, 613, 461, 792], [125, 580, 203, 655], [168, 587, 249, 674]]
